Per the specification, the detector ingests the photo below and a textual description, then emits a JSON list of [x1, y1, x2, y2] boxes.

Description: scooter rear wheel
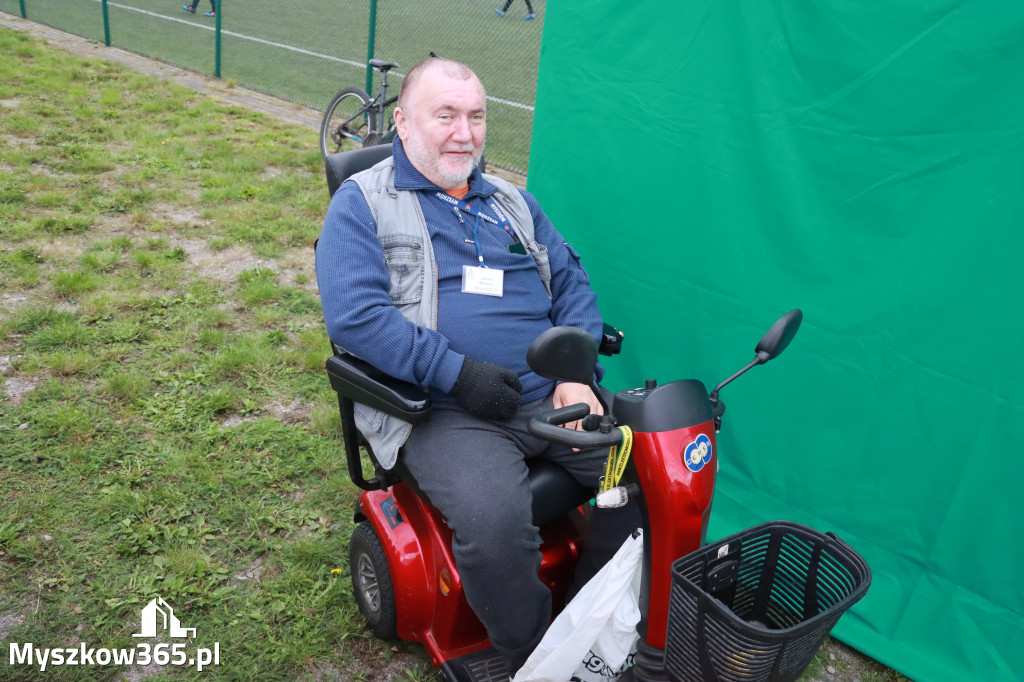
[[349, 521, 398, 640]]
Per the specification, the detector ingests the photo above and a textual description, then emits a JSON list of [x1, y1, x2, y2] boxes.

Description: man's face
[[394, 66, 486, 190]]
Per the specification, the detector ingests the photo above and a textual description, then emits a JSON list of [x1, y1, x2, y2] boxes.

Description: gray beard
[[404, 134, 485, 189]]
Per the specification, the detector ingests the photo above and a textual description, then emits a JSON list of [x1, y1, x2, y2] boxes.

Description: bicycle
[[319, 58, 400, 162]]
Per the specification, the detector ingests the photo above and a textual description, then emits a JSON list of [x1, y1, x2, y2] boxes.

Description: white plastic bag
[[514, 530, 643, 682]]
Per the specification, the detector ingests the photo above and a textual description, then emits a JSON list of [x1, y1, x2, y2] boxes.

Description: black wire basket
[[665, 520, 871, 682]]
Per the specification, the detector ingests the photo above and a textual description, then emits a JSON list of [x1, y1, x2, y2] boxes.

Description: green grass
[[0, 26, 435, 680], [3, 0, 544, 171]]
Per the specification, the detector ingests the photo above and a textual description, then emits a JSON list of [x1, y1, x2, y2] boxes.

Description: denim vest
[[346, 157, 551, 469]]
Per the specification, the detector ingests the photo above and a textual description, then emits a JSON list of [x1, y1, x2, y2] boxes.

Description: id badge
[[462, 265, 504, 297]]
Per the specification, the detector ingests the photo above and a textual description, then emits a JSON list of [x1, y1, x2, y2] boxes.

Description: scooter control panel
[[620, 379, 658, 400], [621, 387, 650, 399], [614, 378, 713, 432]]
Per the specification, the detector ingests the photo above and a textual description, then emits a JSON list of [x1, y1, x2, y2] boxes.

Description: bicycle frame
[[364, 66, 397, 140], [350, 70, 397, 144]]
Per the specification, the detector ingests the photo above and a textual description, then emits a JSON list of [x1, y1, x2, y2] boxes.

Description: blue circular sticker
[[683, 433, 713, 473]]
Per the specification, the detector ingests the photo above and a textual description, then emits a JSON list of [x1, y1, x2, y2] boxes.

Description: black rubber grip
[[529, 403, 624, 449]]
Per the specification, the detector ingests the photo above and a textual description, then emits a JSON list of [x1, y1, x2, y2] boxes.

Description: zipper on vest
[[383, 241, 421, 263]]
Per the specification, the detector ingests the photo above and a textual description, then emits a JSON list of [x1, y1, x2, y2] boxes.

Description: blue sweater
[[316, 139, 603, 404]]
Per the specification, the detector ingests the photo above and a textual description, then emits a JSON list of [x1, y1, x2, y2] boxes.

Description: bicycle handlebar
[[528, 403, 625, 449]]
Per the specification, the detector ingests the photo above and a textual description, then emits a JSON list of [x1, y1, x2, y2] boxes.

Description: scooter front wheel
[[349, 521, 398, 640]]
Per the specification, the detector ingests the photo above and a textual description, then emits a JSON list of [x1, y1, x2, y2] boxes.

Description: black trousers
[[400, 395, 640, 675]]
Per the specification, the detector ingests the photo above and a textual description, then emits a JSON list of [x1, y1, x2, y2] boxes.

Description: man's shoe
[[204, 11, 215, 16], [494, 8, 505, 16], [524, 13, 536, 20], [182, 5, 195, 12]]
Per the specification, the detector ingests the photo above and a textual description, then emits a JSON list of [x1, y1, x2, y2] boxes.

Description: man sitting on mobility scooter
[[315, 56, 639, 675]]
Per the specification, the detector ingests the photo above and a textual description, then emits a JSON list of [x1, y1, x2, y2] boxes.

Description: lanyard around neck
[[450, 205, 487, 266], [434, 192, 520, 244]]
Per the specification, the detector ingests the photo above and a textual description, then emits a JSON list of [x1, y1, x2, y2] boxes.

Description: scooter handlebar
[[529, 403, 625, 449]]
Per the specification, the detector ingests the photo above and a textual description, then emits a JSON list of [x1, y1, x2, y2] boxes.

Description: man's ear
[[393, 107, 408, 140]]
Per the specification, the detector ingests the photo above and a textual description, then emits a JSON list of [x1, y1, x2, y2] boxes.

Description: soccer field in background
[[0, 0, 544, 171]]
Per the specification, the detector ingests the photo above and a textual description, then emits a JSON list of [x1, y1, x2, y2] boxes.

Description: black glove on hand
[[451, 358, 523, 421]]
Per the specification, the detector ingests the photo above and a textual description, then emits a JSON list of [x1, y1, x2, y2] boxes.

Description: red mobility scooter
[[326, 303, 801, 681], [323, 147, 868, 682]]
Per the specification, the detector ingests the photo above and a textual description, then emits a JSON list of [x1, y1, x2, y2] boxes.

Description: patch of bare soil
[[176, 237, 264, 283], [2, 377, 37, 405], [232, 556, 265, 584], [220, 399, 312, 429], [802, 638, 908, 682], [3, 133, 41, 151], [267, 398, 311, 425], [0, 354, 21, 374], [0, 610, 27, 642], [320, 637, 430, 682], [0, 294, 29, 324], [150, 202, 207, 228]]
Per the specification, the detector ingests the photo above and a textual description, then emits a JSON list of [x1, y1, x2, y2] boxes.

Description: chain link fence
[[0, 0, 543, 173]]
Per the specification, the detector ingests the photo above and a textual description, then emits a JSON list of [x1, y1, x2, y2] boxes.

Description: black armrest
[[599, 322, 624, 356], [325, 353, 431, 424]]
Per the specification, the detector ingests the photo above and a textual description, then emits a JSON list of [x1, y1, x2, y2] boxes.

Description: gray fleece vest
[[346, 157, 551, 469]]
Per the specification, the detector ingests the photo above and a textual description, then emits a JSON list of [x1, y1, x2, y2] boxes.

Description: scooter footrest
[[440, 647, 509, 682]]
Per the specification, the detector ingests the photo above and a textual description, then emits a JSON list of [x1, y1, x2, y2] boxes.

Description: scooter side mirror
[[710, 308, 804, 411], [527, 326, 599, 385], [754, 309, 803, 363]]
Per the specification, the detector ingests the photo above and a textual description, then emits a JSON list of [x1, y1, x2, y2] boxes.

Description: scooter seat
[[523, 458, 594, 526]]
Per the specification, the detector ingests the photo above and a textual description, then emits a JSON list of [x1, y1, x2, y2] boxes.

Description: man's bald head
[[398, 57, 483, 115]]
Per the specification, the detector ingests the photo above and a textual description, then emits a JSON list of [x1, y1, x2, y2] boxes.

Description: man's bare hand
[[552, 382, 603, 434]]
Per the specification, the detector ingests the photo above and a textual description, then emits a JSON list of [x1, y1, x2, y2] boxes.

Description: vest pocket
[[381, 234, 424, 305]]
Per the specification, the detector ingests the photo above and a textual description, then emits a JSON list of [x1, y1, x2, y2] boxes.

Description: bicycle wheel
[[320, 87, 375, 160]]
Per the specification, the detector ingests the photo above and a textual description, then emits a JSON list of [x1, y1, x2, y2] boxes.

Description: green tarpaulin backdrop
[[528, 2, 1024, 681]]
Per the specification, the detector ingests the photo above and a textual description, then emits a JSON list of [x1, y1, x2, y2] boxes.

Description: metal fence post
[[18, 0, 26, 19], [214, 0, 222, 78], [365, 0, 377, 93], [101, 0, 111, 46]]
